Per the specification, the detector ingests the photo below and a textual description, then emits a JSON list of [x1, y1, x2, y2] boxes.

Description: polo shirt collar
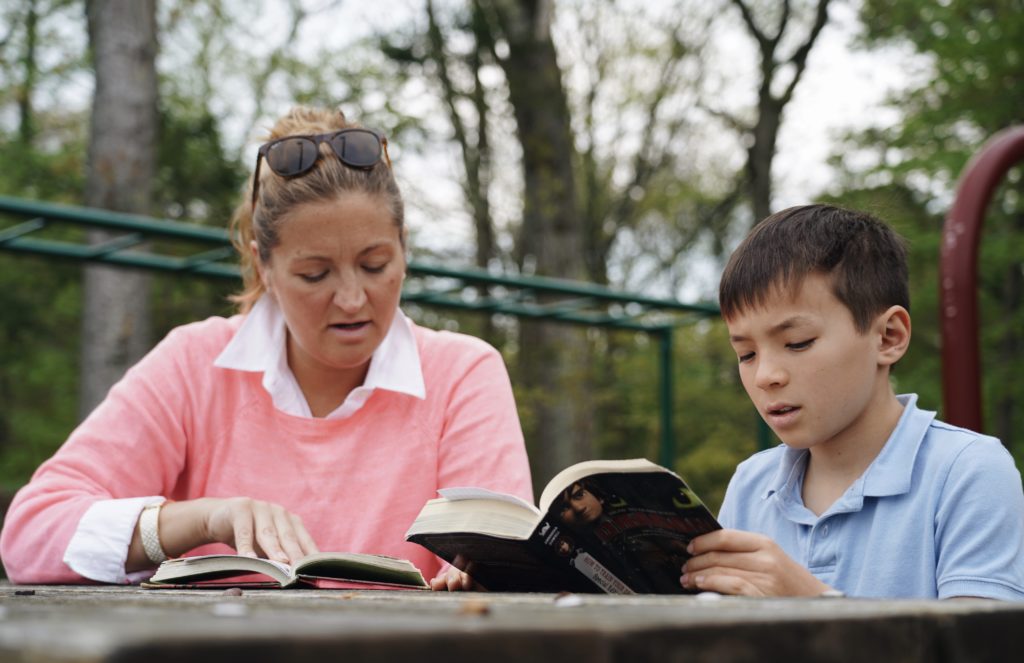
[[213, 294, 426, 412], [763, 394, 932, 518], [859, 393, 933, 497]]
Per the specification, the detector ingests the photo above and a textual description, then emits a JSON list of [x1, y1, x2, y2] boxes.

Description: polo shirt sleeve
[[934, 437, 1024, 600]]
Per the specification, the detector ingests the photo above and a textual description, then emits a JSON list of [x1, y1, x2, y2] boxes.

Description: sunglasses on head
[[250, 128, 391, 207]]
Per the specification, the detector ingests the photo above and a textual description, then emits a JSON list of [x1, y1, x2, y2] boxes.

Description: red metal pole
[[940, 126, 1024, 432]]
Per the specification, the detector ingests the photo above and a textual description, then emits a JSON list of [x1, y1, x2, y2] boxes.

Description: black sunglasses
[[251, 128, 391, 207]]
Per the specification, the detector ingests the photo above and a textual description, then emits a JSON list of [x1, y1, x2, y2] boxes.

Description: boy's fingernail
[[680, 573, 690, 585], [687, 542, 694, 554]]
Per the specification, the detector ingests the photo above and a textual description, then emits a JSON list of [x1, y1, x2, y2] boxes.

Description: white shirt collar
[[214, 294, 425, 419]]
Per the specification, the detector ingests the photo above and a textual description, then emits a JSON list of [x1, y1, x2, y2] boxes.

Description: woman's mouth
[[328, 321, 370, 336]]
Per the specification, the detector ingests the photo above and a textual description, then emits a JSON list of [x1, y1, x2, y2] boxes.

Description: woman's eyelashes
[[296, 262, 389, 283]]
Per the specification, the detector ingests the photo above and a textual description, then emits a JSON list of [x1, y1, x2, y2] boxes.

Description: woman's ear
[[877, 305, 911, 367], [251, 240, 272, 294]]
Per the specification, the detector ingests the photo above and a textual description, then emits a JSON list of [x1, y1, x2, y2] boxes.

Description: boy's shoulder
[[731, 445, 793, 493], [918, 416, 1014, 476]]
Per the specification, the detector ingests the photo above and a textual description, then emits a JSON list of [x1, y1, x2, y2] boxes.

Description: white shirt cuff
[[63, 496, 165, 584]]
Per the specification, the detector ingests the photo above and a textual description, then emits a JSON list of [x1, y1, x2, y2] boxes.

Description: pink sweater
[[0, 316, 533, 583]]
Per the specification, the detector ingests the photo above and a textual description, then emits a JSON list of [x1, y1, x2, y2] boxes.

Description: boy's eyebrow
[[729, 315, 815, 343]]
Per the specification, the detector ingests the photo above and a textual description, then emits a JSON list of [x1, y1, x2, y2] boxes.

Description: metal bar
[[0, 195, 229, 244], [940, 125, 1024, 433], [658, 327, 675, 466], [0, 218, 47, 243], [400, 292, 653, 331], [0, 237, 241, 279], [83, 233, 144, 257], [182, 246, 237, 267], [409, 262, 720, 315]]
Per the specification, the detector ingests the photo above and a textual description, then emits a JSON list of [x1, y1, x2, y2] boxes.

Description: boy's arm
[[681, 529, 833, 597]]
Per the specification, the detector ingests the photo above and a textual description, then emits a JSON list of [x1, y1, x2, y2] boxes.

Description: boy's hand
[[680, 529, 831, 597]]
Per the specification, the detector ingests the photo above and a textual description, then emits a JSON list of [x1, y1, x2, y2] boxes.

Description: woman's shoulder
[[157, 314, 245, 359], [410, 320, 501, 361], [409, 321, 507, 387]]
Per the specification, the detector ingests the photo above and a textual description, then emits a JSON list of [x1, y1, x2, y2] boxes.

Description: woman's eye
[[787, 339, 815, 351], [363, 263, 387, 274], [737, 352, 755, 363], [298, 271, 328, 283]]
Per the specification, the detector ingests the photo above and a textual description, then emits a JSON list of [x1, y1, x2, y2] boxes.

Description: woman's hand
[[680, 529, 830, 597], [201, 497, 319, 564], [428, 555, 482, 591], [129, 496, 318, 572]]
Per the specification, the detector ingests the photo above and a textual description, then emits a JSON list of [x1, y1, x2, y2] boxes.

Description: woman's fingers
[[205, 497, 317, 563]]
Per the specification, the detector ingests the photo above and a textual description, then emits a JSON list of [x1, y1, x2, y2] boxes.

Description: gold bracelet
[[139, 502, 168, 565]]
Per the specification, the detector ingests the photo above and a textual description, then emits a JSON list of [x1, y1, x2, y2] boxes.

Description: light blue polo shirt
[[719, 394, 1024, 599]]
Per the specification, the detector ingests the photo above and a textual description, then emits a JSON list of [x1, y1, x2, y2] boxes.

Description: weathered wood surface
[[2, 583, 1023, 662]]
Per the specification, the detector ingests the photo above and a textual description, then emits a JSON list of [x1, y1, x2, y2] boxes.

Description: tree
[[79, 0, 159, 418], [713, 0, 832, 224], [846, 0, 1024, 457]]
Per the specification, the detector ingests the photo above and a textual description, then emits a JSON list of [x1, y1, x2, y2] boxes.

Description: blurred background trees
[[0, 0, 1021, 508]]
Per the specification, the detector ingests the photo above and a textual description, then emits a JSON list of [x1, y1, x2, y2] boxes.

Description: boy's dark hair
[[719, 204, 909, 332]]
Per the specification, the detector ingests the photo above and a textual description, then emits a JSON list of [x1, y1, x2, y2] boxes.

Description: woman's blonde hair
[[229, 106, 404, 312]]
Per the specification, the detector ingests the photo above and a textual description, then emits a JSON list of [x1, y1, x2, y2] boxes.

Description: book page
[[149, 554, 293, 586], [439, 487, 540, 515]]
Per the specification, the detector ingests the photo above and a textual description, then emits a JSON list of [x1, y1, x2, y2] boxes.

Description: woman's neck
[[286, 337, 370, 418]]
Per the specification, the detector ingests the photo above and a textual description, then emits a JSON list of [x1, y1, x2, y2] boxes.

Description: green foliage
[[848, 0, 1024, 464], [573, 321, 755, 515]]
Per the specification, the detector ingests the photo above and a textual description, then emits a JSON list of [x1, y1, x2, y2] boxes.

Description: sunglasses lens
[[266, 137, 319, 176], [329, 130, 381, 168]]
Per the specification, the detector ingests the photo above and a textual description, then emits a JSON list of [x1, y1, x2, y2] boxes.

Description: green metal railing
[[0, 195, 722, 465]]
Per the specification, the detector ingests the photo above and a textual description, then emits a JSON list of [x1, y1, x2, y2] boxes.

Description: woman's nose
[[332, 278, 367, 312]]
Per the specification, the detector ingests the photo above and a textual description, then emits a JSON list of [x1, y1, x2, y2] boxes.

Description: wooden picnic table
[[2, 583, 1022, 662]]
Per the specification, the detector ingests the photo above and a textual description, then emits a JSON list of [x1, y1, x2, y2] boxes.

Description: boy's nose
[[754, 357, 787, 389]]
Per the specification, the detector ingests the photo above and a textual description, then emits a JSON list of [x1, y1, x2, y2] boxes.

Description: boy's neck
[[801, 387, 905, 517]]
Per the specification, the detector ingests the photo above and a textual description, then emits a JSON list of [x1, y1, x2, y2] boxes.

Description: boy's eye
[[298, 271, 328, 283], [787, 339, 815, 351]]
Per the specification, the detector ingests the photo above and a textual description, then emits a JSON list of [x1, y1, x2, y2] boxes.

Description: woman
[[0, 106, 532, 590]]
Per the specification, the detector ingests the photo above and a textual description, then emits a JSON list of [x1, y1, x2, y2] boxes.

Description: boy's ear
[[876, 305, 911, 367]]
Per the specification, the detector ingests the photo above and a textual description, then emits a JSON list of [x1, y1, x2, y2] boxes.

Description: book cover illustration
[[537, 471, 720, 594]]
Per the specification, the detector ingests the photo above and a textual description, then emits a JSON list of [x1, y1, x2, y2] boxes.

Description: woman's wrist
[[152, 498, 216, 558]]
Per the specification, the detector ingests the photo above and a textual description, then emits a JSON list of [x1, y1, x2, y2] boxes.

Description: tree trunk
[[79, 0, 158, 419], [733, 0, 831, 225], [481, 0, 591, 486]]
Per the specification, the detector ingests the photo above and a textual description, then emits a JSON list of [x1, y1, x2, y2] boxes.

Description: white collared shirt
[[64, 294, 425, 584], [213, 294, 426, 416]]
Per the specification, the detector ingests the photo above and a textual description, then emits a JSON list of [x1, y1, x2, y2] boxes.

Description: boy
[[681, 204, 1024, 599]]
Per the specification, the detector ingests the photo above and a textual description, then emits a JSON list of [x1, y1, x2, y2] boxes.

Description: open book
[[144, 551, 428, 590], [405, 458, 721, 594]]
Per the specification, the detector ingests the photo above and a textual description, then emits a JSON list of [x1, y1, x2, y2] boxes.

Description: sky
[[18, 0, 928, 298]]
